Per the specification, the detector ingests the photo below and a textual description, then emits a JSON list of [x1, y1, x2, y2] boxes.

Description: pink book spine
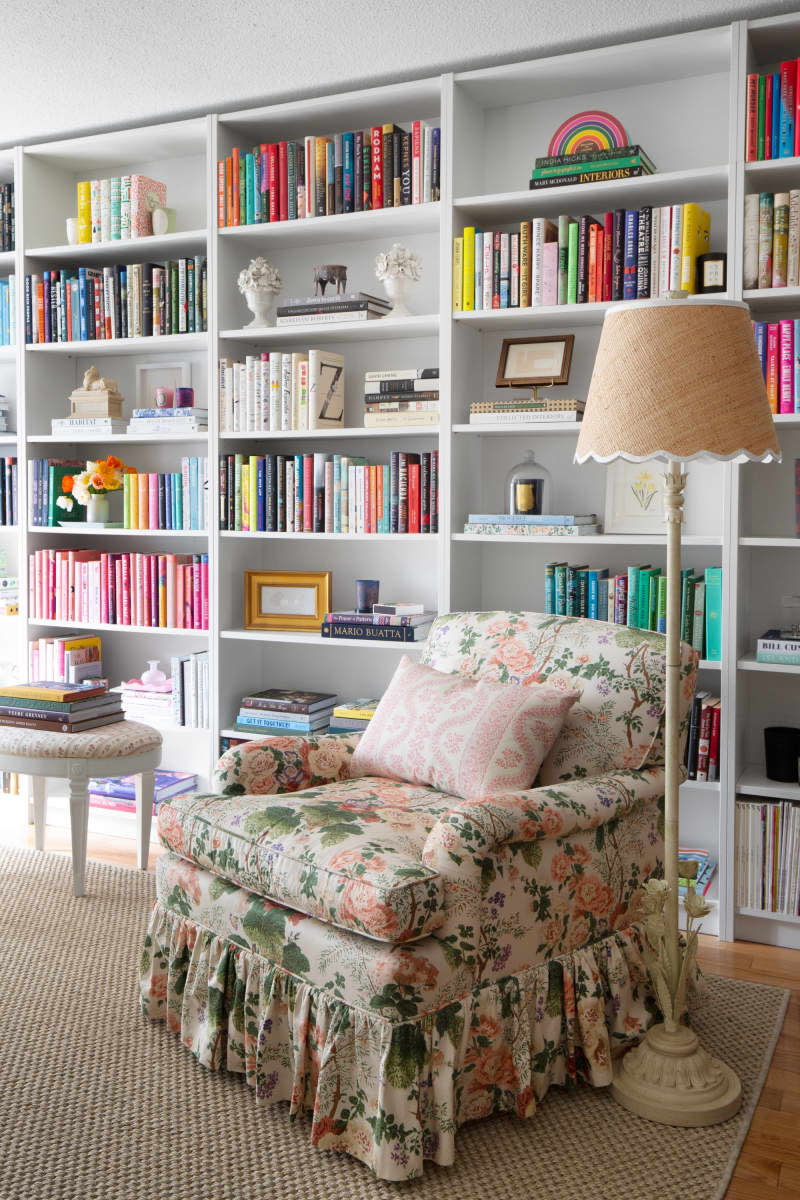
[[142, 554, 151, 626], [90, 561, 101, 622], [767, 323, 780, 412], [56, 634, 65, 680], [148, 474, 158, 530], [29, 553, 35, 619], [192, 560, 201, 629], [166, 554, 176, 628], [60, 557, 68, 623], [780, 320, 795, 412], [137, 553, 146, 625], [183, 566, 192, 627], [201, 558, 209, 629], [541, 240, 558, 305], [48, 551, 56, 619], [303, 456, 313, 531], [80, 563, 89, 623], [30, 644, 38, 678], [67, 551, 75, 621], [150, 555, 158, 627], [114, 558, 122, 625], [158, 555, 167, 627], [175, 562, 184, 628], [120, 556, 130, 625], [100, 553, 109, 624]]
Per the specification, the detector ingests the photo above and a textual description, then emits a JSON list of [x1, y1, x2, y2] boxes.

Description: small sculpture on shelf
[[505, 450, 552, 516], [69, 367, 125, 418], [237, 256, 283, 328], [375, 243, 421, 318], [313, 265, 348, 296]]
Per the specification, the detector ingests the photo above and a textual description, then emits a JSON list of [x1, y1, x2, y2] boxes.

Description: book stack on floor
[[88, 770, 197, 817], [0, 455, 16, 525], [364, 368, 439, 429], [678, 847, 717, 898], [543, 561, 723, 661], [469, 396, 583, 426], [233, 689, 337, 737], [76, 175, 166, 242], [28, 634, 102, 684], [217, 121, 440, 226], [736, 799, 800, 917], [277, 292, 390, 325], [322, 601, 434, 643], [219, 449, 438, 534], [744, 191, 800, 294], [218, 349, 344, 432], [24, 257, 208, 343], [745, 65, 800, 161], [127, 408, 208, 436], [685, 691, 722, 783], [752, 316, 800, 414], [122, 461, 208, 530], [0, 275, 16, 345], [453, 203, 710, 309], [756, 628, 800, 665], [328, 698, 381, 734], [529, 144, 656, 190], [465, 514, 599, 537], [0, 554, 17, 617], [0, 181, 14, 250], [0, 681, 122, 733]]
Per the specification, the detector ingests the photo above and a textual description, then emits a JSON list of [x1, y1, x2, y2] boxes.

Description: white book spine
[[788, 190, 800, 288], [260, 357, 270, 430], [120, 175, 131, 240], [669, 204, 683, 292], [743, 193, 760, 290], [305, 136, 316, 219], [231, 363, 241, 432], [531, 219, 545, 306], [269, 354, 281, 429], [658, 206, 672, 296], [281, 353, 292, 430], [90, 180, 101, 243], [245, 355, 255, 432], [100, 177, 111, 242]]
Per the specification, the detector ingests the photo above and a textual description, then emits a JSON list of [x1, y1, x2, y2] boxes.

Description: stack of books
[[122, 461, 208, 530], [277, 292, 390, 325], [169, 651, 210, 728], [329, 698, 381, 734], [218, 349, 344, 433], [465, 514, 600, 537], [469, 396, 584, 425], [0, 182, 14, 250], [29, 458, 83, 527], [0, 557, 17, 618], [0, 681, 122, 733], [0, 455, 17, 526], [753, 318, 800, 413], [219, 448, 439, 534], [76, 175, 166, 242], [744, 191, 800, 292], [685, 691, 722, 782], [28, 634, 102, 685], [127, 408, 208, 436], [217, 121, 440, 226], [745, 65, 800, 161], [0, 275, 16, 345], [233, 689, 337, 736], [364, 368, 439, 429], [322, 602, 434, 643], [24, 257, 208, 343], [736, 799, 800, 916], [116, 672, 173, 727], [678, 847, 717, 898], [756, 628, 800, 665], [88, 770, 197, 817], [51, 416, 128, 437], [529, 144, 655, 190], [453, 203, 710, 309]]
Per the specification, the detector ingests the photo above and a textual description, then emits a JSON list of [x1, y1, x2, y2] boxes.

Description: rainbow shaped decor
[[547, 110, 628, 157]]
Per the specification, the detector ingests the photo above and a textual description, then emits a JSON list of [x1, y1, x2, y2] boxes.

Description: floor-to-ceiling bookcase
[[1, 15, 799, 947]]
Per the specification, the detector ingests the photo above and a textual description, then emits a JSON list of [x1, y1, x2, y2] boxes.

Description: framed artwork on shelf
[[244, 570, 332, 632], [135, 361, 191, 409], [495, 335, 574, 388], [603, 461, 665, 535]]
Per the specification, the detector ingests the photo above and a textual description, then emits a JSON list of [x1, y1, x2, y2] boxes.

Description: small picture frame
[[135, 361, 191, 409], [496, 335, 574, 388], [244, 569, 332, 632], [603, 460, 665, 535]]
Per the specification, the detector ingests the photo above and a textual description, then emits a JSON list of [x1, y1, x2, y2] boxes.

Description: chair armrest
[[213, 732, 361, 795]]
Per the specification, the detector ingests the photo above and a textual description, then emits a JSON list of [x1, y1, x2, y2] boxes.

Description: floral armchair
[[140, 612, 698, 1181]]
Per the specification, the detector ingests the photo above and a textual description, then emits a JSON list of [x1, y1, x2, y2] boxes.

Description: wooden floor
[[4, 825, 800, 1198]]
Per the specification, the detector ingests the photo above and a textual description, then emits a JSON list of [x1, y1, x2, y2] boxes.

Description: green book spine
[[626, 566, 639, 627], [245, 154, 256, 225], [554, 563, 567, 615], [567, 221, 579, 303], [648, 571, 660, 631], [758, 75, 766, 160], [239, 156, 246, 224], [704, 567, 723, 661], [656, 574, 667, 633], [531, 154, 652, 179], [557, 215, 571, 305], [169, 261, 178, 335], [233, 453, 243, 532], [545, 562, 556, 614], [637, 568, 651, 630], [691, 579, 705, 655], [566, 565, 580, 617], [123, 474, 131, 528], [681, 575, 696, 643]]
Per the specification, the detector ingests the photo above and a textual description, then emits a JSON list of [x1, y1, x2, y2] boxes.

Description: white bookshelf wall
[[0, 17, 798, 943]]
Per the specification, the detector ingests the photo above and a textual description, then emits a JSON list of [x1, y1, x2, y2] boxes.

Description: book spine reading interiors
[[453, 203, 710, 310]]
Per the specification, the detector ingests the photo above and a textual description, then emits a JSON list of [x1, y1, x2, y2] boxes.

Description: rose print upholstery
[[141, 613, 699, 1181]]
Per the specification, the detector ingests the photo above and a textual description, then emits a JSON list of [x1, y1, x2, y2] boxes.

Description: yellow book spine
[[249, 455, 259, 531], [452, 237, 463, 310], [462, 226, 475, 311], [129, 473, 139, 530], [332, 707, 377, 720], [61, 636, 101, 654], [77, 181, 92, 244], [520, 221, 532, 307], [680, 203, 709, 294], [241, 464, 250, 532]]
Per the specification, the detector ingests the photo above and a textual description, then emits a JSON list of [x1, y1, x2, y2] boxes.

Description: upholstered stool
[[0, 720, 162, 895]]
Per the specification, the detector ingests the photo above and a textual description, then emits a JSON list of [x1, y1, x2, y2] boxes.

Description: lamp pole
[[663, 460, 685, 1017]]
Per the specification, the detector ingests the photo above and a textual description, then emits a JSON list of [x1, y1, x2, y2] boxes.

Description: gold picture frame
[[244, 570, 332, 632], [495, 334, 574, 388]]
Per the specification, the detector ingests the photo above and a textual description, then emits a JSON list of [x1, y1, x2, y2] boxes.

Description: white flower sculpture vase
[[382, 274, 416, 318], [375, 243, 422, 320], [244, 289, 275, 328], [86, 494, 110, 524]]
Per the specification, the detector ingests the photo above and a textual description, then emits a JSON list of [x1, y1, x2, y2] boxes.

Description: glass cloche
[[505, 450, 552, 516]]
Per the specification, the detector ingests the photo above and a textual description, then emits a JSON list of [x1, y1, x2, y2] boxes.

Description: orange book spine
[[588, 225, 598, 303], [232, 148, 240, 226], [158, 555, 167, 627], [594, 228, 604, 302], [166, 554, 176, 629], [137, 475, 148, 530]]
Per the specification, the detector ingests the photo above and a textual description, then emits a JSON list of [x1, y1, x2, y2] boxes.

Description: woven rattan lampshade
[[575, 299, 780, 464]]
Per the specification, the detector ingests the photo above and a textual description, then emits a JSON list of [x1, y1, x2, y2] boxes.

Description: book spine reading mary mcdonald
[[217, 121, 440, 226], [24, 257, 208, 343], [218, 449, 439, 534], [453, 203, 710, 310], [27, 548, 209, 630]]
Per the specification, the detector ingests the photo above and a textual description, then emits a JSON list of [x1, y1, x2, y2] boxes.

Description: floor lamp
[[575, 297, 780, 1126]]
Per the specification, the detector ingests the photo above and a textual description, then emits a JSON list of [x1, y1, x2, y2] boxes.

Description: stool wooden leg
[[68, 775, 90, 897], [32, 776, 46, 851], [135, 769, 155, 871]]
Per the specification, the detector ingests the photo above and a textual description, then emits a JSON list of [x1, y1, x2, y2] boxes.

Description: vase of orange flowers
[[56, 455, 134, 527]]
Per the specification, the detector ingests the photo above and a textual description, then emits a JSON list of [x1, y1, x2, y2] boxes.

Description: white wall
[[3, 0, 796, 146]]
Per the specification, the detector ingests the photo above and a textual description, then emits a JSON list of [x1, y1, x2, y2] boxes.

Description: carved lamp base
[[611, 1022, 741, 1127]]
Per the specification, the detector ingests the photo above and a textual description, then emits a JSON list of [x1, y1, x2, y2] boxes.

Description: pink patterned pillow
[[350, 655, 579, 799]]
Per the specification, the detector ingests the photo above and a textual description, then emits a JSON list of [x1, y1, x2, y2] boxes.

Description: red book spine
[[765, 74, 774, 159], [192, 560, 201, 630], [411, 120, 422, 204], [278, 142, 288, 221], [781, 61, 796, 157], [595, 228, 605, 301], [225, 158, 233, 226], [303, 456, 313, 532], [767, 323, 780, 412], [408, 463, 420, 533], [707, 704, 721, 781], [780, 319, 794, 412], [695, 702, 714, 781], [65, 279, 73, 340], [268, 145, 278, 223], [232, 147, 240, 226], [175, 563, 183, 629], [370, 126, 383, 210], [157, 555, 166, 627], [201, 558, 209, 629], [100, 553, 109, 625], [217, 160, 225, 227], [147, 555, 156, 626], [36, 282, 45, 343], [588, 225, 598, 303], [120, 555, 131, 625], [602, 211, 613, 301], [796, 59, 800, 156], [746, 73, 760, 161]]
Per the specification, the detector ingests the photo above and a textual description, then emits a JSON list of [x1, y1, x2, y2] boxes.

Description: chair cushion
[[0, 719, 162, 759], [158, 776, 457, 943], [351, 654, 579, 799]]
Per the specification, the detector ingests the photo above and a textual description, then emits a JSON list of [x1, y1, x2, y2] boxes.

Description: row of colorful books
[[117, 652, 210, 729], [753, 320, 800, 413], [0, 457, 17, 527], [0, 275, 16, 345], [745, 65, 800, 161], [86, 770, 196, 817], [230, 690, 381, 738], [28, 635, 103, 686], [529, 144, 656, 191], [685, 691, 721, 782], [24, 258, 208, 343], [218, 349, 344, 433], [219, 450, 439, 534], [76, 175, 166, 243], [0, 183, 14, 251], [121, 464, 208, 531], [744, 192, 800, 290], [362, 367, 439, 429], [216, 122, 440, 226], [543, 561, 723, 660], [0, 680, 123, 734], [736, 798, 800, 916], [27, 548, 209, 630], [322, 605, 433, 644], [452, 203, 710, 310]]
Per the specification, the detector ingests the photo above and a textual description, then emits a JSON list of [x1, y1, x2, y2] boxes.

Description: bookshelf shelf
[[27, 433, 209, 444], [217, 201, 440, 247], [0, 346, 16, 361], [738, 653, 800, 674], [452, 422, 580, 436], [0, 433, 18, 444], [453, 302, 613, 331], [219, 628, 425, 650], [681, 779, 721, 792], [742, 286, 800, 312], [735, 907, 800, 925], [0, 250, 14, 272], [25, 333, 207, 357], [27, 526, 206, 538], [220, 531, 435, 541], [699, 660, 722, 671], [219, 426, 437, 441], [219, 314, 439, 345], [24, 229, 208, 265], [452, 533, 723, 546], [736, 765, 800, 802], [739, 537, 800, 548], [27, 618, 208, 638], [774, 413, 800, 426], [743, 156, 800, 192]]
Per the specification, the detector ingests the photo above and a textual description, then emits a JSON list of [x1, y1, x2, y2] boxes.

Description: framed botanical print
[[603, 460, 665, 535], [244, 570, 331, 632]]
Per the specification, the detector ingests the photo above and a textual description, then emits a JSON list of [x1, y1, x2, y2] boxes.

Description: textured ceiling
[[2, 0, 796, 145]]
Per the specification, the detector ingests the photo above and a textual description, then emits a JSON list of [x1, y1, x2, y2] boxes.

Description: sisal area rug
[[0, 844, 788, 1200]]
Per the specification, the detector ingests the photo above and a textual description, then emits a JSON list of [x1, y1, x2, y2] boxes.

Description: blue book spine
[[189, 457, 198, 530], [174, 471, 183, 530], [78, 268, 88, 341], [626, 566, 639, 627], [597, 574, 609, 622], [772, 73, 781, 160], [237, 715, 320, 731], [623, 210, 638, 299], [588, 570, 598, 619], [544, 565, 555, 615], [794, 321, 800, 412], [753, 321, 767, 379], [245, 154, 256, 225], [342, 133, 354, 213], [781, 73, 795, 157], [60, 275, 68, 343], [294, 454, 303, 528], [256, 457, 266, 532], [166, 475, 174, 530]]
